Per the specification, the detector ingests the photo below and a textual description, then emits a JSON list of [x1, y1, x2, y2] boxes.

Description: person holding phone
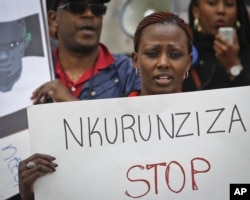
[[183, 0, 250, 91]]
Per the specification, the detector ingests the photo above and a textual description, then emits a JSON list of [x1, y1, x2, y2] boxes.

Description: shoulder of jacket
[[111, 54, 133, 68]]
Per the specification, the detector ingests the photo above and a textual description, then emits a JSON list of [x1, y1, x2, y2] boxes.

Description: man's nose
[[80, 6, 95, 17]]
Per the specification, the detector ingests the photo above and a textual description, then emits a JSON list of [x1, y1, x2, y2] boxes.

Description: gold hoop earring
[[236, 20, 241, 29], [194, 18, 202, 32], [135, 68, 141, 77], [184, 71, 189, 79]]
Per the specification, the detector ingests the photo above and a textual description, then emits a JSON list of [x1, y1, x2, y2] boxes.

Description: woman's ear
[[192, 5, 199, 19], [183, 53, 192, 80], [131, 52, 139, 70], [187, 53, 193, 71]]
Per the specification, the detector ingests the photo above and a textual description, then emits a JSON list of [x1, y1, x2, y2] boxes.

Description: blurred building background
[[101, 0, 190, 54]]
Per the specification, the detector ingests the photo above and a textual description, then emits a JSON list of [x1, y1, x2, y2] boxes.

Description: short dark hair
[[46, 0, 61, 11], [134, 11, 193, 54], [59, 0, 111, 4], [46, 0, 111, 11]]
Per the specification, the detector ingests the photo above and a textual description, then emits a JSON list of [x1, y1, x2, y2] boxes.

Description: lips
[[154, 74, 173, 85], [77, 24, 96, 35], [155, 74, 172, 79], [216, 19, 225, 27]]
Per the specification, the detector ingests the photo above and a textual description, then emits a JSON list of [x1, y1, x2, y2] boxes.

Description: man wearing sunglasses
[[31, 0, 141, 104], [17, 1, 140, 199]]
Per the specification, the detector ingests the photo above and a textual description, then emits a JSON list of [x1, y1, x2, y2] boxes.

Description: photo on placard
[[0, 13, 52, 138]]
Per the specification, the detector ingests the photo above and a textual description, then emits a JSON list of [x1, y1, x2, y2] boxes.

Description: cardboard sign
[[27, 86, 250, 200]]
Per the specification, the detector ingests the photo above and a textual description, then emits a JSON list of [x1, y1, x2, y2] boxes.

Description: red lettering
[[146, 162, 167, 194], [125, 157, 211, 197], [165, 161, 185, 193], [191, 157, 211, 190], [125, 165, 150, 198]]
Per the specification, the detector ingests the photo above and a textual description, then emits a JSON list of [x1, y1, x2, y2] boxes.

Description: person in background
[[46, 0, 60, 50], [18, 11, 192, 200], [17, 0, 140, 199], [129, 11, 193, 96], [183, 0, 250, 91], [244, 0, 250, 20], [31, 0, 140, 103]]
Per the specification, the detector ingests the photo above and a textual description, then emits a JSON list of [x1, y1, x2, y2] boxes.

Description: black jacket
[[183, 33, 250, 91]]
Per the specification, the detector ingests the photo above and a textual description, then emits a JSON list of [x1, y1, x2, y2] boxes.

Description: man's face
[[0, 20, 28, 92], [55, 0, 104, 53]]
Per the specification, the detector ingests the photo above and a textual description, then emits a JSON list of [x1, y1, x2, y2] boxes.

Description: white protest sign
[[27, 86, 250, 200]]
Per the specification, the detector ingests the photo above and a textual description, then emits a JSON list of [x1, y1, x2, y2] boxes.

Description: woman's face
[[132, 23, 192, 96], [193, 0, 237, 35]]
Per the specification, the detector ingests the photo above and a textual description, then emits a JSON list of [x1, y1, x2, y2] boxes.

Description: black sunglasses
[[57, 2, 107, 16]]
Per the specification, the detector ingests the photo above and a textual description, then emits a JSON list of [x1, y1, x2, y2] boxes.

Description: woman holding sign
[[18, 11, 193, 200]]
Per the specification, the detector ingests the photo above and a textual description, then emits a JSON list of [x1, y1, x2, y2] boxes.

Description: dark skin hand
[[213, 30, 240, 73], [31, 79, 78, 104], [18, 153, 58, 200]]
